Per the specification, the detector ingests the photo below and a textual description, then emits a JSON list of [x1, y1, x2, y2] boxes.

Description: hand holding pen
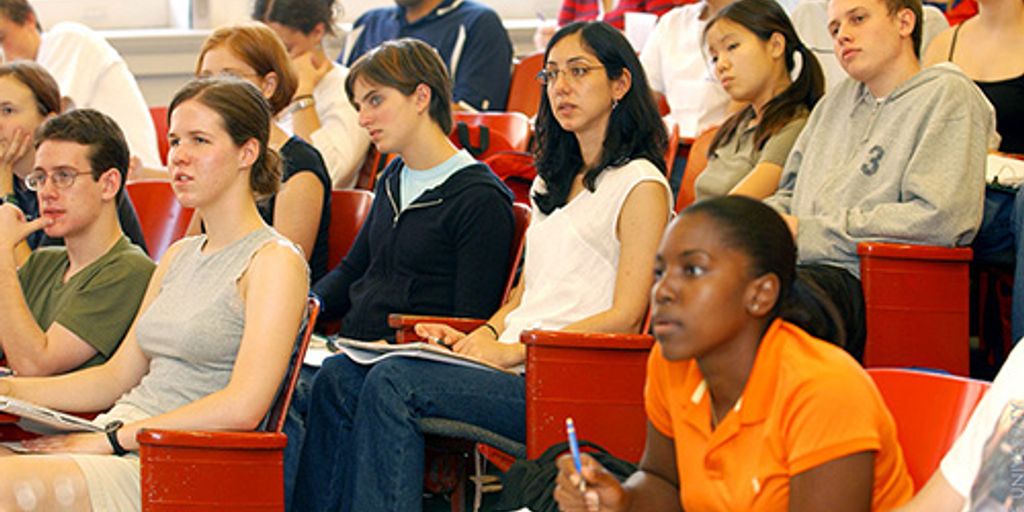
[[553, 419, 631, 512]]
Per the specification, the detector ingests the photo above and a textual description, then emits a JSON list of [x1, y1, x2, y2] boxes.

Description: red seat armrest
[[522, 330, 655, 351], [137, 429, 286, 450], [857, 242, 973, 262]]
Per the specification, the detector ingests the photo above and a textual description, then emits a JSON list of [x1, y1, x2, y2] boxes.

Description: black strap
[[456, 122, 490, 158]]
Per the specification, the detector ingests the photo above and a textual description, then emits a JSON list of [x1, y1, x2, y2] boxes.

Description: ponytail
[[251, 146, 283, 200]]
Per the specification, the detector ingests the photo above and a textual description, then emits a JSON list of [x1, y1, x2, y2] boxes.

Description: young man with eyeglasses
[[0, 109, 154, 376]]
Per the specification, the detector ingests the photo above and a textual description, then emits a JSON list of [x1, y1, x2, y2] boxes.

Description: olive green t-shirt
[[695, 108, 808, 201], [17, 236, 155, 370]]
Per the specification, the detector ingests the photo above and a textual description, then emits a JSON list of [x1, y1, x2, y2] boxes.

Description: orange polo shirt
[[645, 319, 913, 511]]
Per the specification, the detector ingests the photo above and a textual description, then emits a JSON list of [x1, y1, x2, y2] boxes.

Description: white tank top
[[500, 158, 671, 344]]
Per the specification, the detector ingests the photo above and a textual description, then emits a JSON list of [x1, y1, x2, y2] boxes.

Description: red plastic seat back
[[450, 111, 532, 161], [263, 296, 320, 433], [523, 332, 654, 462], [867, 368, 989, 491], [327, 190, 374, 270], [502, 204, 531, 301], [507, 52, 544, 118], [126, 180, 194, 261], [858, 243, 973, 375], [663, 122, 680, 179], [149, 106, 169, 166], [675, 126, 718, 212]]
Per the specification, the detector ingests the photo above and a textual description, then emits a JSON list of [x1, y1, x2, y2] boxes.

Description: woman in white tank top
[[0, 78, 309, 511], [290, 22, 672, 512]]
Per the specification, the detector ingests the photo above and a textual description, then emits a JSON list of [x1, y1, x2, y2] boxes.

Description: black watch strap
[[1, 193, 18, 207], [105, 420, 129, 456]]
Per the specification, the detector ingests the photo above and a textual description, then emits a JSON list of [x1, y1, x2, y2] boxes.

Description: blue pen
[[566, 417, 586, 491]]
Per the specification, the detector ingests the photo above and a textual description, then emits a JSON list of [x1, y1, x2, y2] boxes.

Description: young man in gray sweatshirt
[[764, 0, 998, 360]]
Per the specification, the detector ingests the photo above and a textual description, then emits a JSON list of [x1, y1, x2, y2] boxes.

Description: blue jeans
[[972, 186, 1024, 343], [283, 365, 318, 509], [290, 355, 526, 512]]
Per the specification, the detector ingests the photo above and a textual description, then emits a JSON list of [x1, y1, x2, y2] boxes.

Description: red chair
[[675, 126, 718, 212], [148, 106, 169, 166], [138, 295, 320, 511], [858, 243, 973, 375], [867, 368, 989, 491], [450, 112, 532, 161], [663, 122, 680, 180], [506, 52, 544, 118], [126, 180, 194, 261], [327, 190, 374, 270]]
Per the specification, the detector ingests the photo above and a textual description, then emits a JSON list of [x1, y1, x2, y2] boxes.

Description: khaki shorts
[[67, 403, 150, 512]]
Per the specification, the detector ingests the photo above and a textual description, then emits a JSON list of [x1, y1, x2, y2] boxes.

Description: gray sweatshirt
[[765, 63, 999, 278]]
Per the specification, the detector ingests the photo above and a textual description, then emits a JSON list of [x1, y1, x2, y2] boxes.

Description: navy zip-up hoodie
[[313, 157, 515, 341]]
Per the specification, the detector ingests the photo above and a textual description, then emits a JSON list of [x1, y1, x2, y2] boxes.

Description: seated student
[[194, 23, 332, 283], [291, 21, 672, 512], [695, 0, 824, 201], [894, 341, 1024, 511], [340, 0, 514, 112], [0, 77, 308, 511], [311, 38, 515, 342], [254, 0, 372, 189], [640, 0, 736, 139], [763, 0, 997, 360], [0, 109, 154, 376], [0, 0, 160, 168], [555, 195, 914, 512], [922, 0, 1024, 344], [0, 62, 148, 263]]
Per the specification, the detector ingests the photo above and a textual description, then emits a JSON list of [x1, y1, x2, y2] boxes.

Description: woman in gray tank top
[[0, 77, 309, 512]]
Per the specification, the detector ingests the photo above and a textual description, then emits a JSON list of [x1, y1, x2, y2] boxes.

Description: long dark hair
[[683, 196, 845, 345], [704, 0, 824, 156], [532, 21, 666, 215]]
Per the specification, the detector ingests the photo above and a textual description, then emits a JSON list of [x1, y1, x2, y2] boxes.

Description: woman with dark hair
[[253, 0, 370, 189], [0, 77, 308, 511], [0, 61, 148, 260], [194, 23, 332, 282], [554, 195, 913, 512], [291, 22, 672, 512], [695, 0, 823, 200]]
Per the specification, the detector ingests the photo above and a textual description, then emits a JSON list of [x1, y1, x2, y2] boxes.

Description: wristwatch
[[105, 420, 129, 456], [1, 193, 17, 207], [289, 95, 315, 115]]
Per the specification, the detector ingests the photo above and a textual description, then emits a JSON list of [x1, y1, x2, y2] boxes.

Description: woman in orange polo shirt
[[554, 195, 913, 511]]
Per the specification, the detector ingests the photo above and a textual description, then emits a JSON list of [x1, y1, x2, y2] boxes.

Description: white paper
[[0, 396, 104, 435]]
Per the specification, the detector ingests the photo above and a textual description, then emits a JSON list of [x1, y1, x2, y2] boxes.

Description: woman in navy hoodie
[[311, 38, 515, 342]]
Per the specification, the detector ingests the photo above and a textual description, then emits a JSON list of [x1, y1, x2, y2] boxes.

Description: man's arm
[[450, 11, 514, 111], [0, 205, 98, 375]]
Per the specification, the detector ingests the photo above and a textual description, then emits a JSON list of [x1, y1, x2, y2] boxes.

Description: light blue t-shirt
[[399, 149, 477, 211]]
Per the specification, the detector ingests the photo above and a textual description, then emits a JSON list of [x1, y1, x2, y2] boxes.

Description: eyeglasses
[[24, 169, 93, 191], [536, 65, 605, 86]]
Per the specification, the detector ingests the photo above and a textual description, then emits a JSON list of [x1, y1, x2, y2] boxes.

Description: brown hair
[[0, 0, 39, 30], [0, 61, 61, 117], [253, 0, 337, 36], [35, 109, 129, 201], [345, 38, 453, 134], [196, 22, 298, 115], [168, 77, 282, 198]]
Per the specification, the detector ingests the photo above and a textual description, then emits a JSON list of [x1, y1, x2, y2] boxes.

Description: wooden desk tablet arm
[[387, 313, 488, 344]]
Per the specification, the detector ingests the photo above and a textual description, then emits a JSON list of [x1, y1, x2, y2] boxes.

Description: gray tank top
[[117, 227, 283, 416]]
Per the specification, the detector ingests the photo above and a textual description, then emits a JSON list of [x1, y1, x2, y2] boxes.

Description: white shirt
[[639, 2, 731, 138], [940, 341, 1024, 510], [37, 22, 161, 168], [278, 62, 370, 189], [499, 159, 671, 354]]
